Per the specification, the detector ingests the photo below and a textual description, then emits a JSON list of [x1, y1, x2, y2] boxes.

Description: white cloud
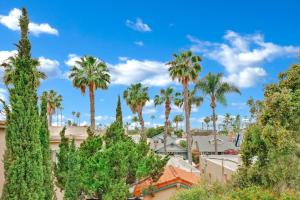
[[65, 54, 81, 67], [38, 57, 61, 78], [0, 50, 17, 64], [126, 18, 151, 32], [118, 56, 129, 62], [0, 8, 58, 36], [134, 41, 144, 46], [80, 121, 88, 126], [109, 58, 173, 87], [144, 108, 157, 115], [187, 30, 299, 88]]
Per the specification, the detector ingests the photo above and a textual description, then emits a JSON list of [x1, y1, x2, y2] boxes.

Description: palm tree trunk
[[175, 122, 178, 131], [56, 110, 58, 126], [138, 109, 146, 141], [164, 100, 171, 154], [89, 86, 95, 130], [48, 111, 51, 126], [49, 110, 52, 126], [183, 83, 192, 164], [60, 109, 62, 126], [212, 104, 218, 155]]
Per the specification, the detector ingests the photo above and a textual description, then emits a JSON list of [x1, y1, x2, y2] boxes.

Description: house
[[191, 135, 239, 155], [133, 165, 200, 200], [199, 154, 241, 184], [0, 123, 89, 199], [149, 133, 188, 159]]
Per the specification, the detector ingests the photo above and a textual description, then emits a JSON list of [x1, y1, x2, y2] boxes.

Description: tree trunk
[[211, 98, 218, 155], [89, 85, 95, 130], [49, 110, 52, 127], [56, 110, 58, 126], [175, 122, 178, 131], [138, 108, 146, 141], [183, 83, 192, 164], [164, 100, 171, 154], [60, 110, 62, 126]]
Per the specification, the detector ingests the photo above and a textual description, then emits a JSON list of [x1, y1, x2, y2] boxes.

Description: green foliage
[[54, 126, 69, 190], [55, 102, 168, 200], [123, 83, 149, 140], [146, 126, 164, 138], [179, 140, 187, 148], [40, 93, 55, 199], [171, 182, 300, 200], [174, 129, 184, 138], [69, 55, 110, 130], [64, 139, 82, 200], [234, 64, 300, 192], [116, 95, 123, 126], [1, 8, 45, 199]]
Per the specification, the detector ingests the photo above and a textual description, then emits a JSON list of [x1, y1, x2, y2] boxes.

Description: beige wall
[[200, 158, 237, 184], [143, 187, 179, 200]]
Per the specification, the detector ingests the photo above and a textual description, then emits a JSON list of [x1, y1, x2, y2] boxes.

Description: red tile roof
[[133, 165, 200, 197]]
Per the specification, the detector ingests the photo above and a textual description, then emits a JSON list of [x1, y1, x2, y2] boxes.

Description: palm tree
[[123, 83, 149, 140], [42, 90, 62, 126], [174, 88, 203, 117], [173, 114, 184, 131], [76, 112, 81, 126], [72, 111, 76, 125], [59, 106, 63, 126], [1, 56, 46, 86], [204, 116, 210, 130], [55, 95, 62, 126], [154, 87, 176, 153], [168, 50, 201, 164], [196, 72, 241, 154], [69, 56, 110, 130]]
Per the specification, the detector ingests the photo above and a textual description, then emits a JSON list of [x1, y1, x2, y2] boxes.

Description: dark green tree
[[54, 126, 69, 191], [116, 95, 123, 126], [64, 139, 82, 200], [40, 93, 55, 199], [1, 8, 45, 200]]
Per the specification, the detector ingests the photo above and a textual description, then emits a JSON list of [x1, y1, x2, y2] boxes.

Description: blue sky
[[0, 0, 299, 128]]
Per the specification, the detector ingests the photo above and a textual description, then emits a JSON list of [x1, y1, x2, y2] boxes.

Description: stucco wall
[[201, 158, 236, 184], [143, 187, 179, 200]]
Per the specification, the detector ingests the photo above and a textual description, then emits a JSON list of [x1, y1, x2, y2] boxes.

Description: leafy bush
[[146, 126, 164, 138], [179, 140, 187, 148]]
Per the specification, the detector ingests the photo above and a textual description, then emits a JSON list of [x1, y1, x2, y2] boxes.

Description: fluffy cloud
[[0, 50, 17, 64], [134, 41, 144, 46], [0, 8, 58, 36], [126, 18, 151, 32], [187, 31, 299, 87], [0, 51, 62, 79], [64, 54, 81, 67], [109, 58, 172, 87], [38, 57, 61, 78]]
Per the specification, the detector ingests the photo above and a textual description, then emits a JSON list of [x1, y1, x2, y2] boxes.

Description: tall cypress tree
[[2, 8, 45, 199], [115, 95, 123, 126], [40, 93, 55, 199], [54, 126, 69, 191]]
